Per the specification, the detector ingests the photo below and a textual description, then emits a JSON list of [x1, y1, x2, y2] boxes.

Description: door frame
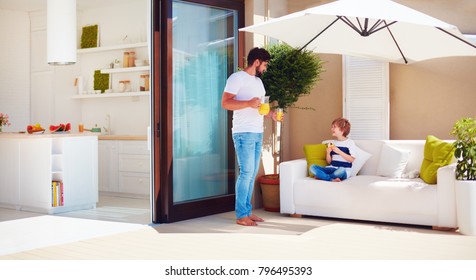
[[151, 0, 244, 223]]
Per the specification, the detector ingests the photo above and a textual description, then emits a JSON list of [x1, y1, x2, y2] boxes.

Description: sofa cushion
[[420, 135, 455, 184], [351, 145, 372, 177], [303, 144, 327, 177], [377, 144, 411, 178]]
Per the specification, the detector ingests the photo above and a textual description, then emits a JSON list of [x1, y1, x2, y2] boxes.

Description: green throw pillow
[[420, 135, 455, 184], [303, 144, 328, 177]]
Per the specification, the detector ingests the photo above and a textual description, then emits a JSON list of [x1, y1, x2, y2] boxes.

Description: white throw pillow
[[377, 144, 411, 178], [351, 145, 372, 177]]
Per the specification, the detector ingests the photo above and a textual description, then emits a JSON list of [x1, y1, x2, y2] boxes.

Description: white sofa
[[280, 140, 457, 228]]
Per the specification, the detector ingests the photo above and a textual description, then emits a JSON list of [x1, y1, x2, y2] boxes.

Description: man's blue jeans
[[232, 132, 263, 219], [309, 164, 347, 181]]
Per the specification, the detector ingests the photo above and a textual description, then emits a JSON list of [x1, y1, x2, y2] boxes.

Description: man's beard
[[255, 66, 263, 78]]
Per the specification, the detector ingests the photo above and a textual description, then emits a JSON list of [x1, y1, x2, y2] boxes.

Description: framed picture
[[93, 70, 109, 93], [81, 24, 99, 48]]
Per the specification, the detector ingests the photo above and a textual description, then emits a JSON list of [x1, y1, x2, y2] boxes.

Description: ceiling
[[0, 0, 136, 12]]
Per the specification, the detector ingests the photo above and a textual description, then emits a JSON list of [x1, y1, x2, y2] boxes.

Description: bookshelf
[[0, 134, 98, 214]]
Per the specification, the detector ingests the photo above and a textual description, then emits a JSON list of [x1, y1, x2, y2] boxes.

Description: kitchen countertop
[[0, 132, 99, 138], [0, 132, 147, 141], [98, 135, 147, 140]]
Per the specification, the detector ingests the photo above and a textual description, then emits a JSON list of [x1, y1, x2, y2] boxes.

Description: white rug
[[0, 215, 146, 256]]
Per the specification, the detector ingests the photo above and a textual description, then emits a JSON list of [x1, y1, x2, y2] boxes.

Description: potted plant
[[0, 112, 11, 132], [450, 116, 476, 235], [258, 44, 324, 212], [263, 44, 324, 111]]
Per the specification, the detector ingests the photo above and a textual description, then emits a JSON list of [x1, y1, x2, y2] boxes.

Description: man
[[222, 47, 278, 226]]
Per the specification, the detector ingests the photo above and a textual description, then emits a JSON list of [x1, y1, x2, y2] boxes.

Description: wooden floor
[[1, 193, 476, 261]]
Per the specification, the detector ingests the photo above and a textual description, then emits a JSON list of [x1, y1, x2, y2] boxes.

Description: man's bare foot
[[236, 217, 257, 226], [332, 178, 342, 182], [249, 214, 264, 222]]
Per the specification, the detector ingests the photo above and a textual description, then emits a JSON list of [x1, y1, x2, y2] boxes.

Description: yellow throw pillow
[[303, 144, 328, 177], [420, 135, 455, 184]]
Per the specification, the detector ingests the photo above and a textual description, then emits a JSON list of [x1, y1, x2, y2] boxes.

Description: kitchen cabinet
[[98, 140, 118, 192], [75, 42, 150, 99], [0, 134, 98, 214], [99, 140, 150, 196]]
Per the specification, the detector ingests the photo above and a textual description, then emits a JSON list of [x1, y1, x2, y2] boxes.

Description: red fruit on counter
[[49, 125, 61, 132]]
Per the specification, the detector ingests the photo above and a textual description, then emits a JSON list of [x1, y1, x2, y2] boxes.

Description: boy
[[310, 117, 356, 182]]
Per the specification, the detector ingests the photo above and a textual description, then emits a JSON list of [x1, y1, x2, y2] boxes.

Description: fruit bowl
[[27, 124, 46, 134], [27, 128, 45, 134]]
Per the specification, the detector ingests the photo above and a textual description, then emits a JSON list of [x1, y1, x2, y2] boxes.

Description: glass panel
[[172, 0, 236, 203]]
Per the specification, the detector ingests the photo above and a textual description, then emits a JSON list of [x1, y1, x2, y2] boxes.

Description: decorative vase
[[455, 180, 476, 235], [0, 125, 3, 132], [258, 174, 280, 212]]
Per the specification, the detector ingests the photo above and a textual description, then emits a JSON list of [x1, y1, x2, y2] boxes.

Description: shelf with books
[[51, 138, 64, 207], [51, 180, 64, 207]]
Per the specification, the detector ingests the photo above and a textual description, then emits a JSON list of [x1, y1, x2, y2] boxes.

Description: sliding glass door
[[152, 0, 243, 223]]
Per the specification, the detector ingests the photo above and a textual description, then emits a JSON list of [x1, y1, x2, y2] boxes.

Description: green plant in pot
[[263, 44, 324, 111], [450, 116, 476, 235], [451, 117, 476, 180], [257, 43, 324, 212]]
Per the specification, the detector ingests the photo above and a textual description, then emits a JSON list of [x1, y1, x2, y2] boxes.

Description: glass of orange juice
[[276, 108, 284, 121], [258, 96, 270, 115]]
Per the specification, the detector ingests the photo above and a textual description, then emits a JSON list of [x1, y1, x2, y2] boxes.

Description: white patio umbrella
[[240, 0, 476, 64]]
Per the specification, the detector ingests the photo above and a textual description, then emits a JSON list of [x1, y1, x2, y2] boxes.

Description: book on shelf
[[51, 181, 64, 207]]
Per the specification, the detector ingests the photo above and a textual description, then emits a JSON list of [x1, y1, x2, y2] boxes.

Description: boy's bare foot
[[236, 217, 257, 226], [332, 178, 342, 182], [249, 214, 264, 222]]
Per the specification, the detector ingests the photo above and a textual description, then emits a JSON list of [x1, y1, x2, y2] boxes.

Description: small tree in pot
[[257, 43, 324, 212], [263, 44, 324, 112], [451, 117, 476, 180], [450, 116, 476, 235]]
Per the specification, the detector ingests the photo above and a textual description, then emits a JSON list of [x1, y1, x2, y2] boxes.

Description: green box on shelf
[[94, 70, 109, 93], [81, 25, 98, 49]]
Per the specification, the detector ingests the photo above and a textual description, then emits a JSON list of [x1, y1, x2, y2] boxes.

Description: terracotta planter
[[258, 174, 280, 212]]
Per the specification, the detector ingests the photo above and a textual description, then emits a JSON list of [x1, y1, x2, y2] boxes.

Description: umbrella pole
[[436, 27, 476, 49], [384, 22, 408, 64], [299, 17, 340, 52]]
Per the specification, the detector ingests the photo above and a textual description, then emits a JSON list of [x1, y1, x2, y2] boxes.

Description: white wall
[[0, 9, 30, 132], [77, 0, 149, 135], [1, 0, 149, 135]]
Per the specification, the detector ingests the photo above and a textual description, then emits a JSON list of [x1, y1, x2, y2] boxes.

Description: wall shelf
[[77, 42, 148, 54], [72, 91, 150, 99], [100, 66, 150, 74]]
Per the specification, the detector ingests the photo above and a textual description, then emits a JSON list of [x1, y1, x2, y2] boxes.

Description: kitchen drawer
[[119, 155, 150, 173], [119, 172, 150, 195], [119, 141, 149, 155]]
